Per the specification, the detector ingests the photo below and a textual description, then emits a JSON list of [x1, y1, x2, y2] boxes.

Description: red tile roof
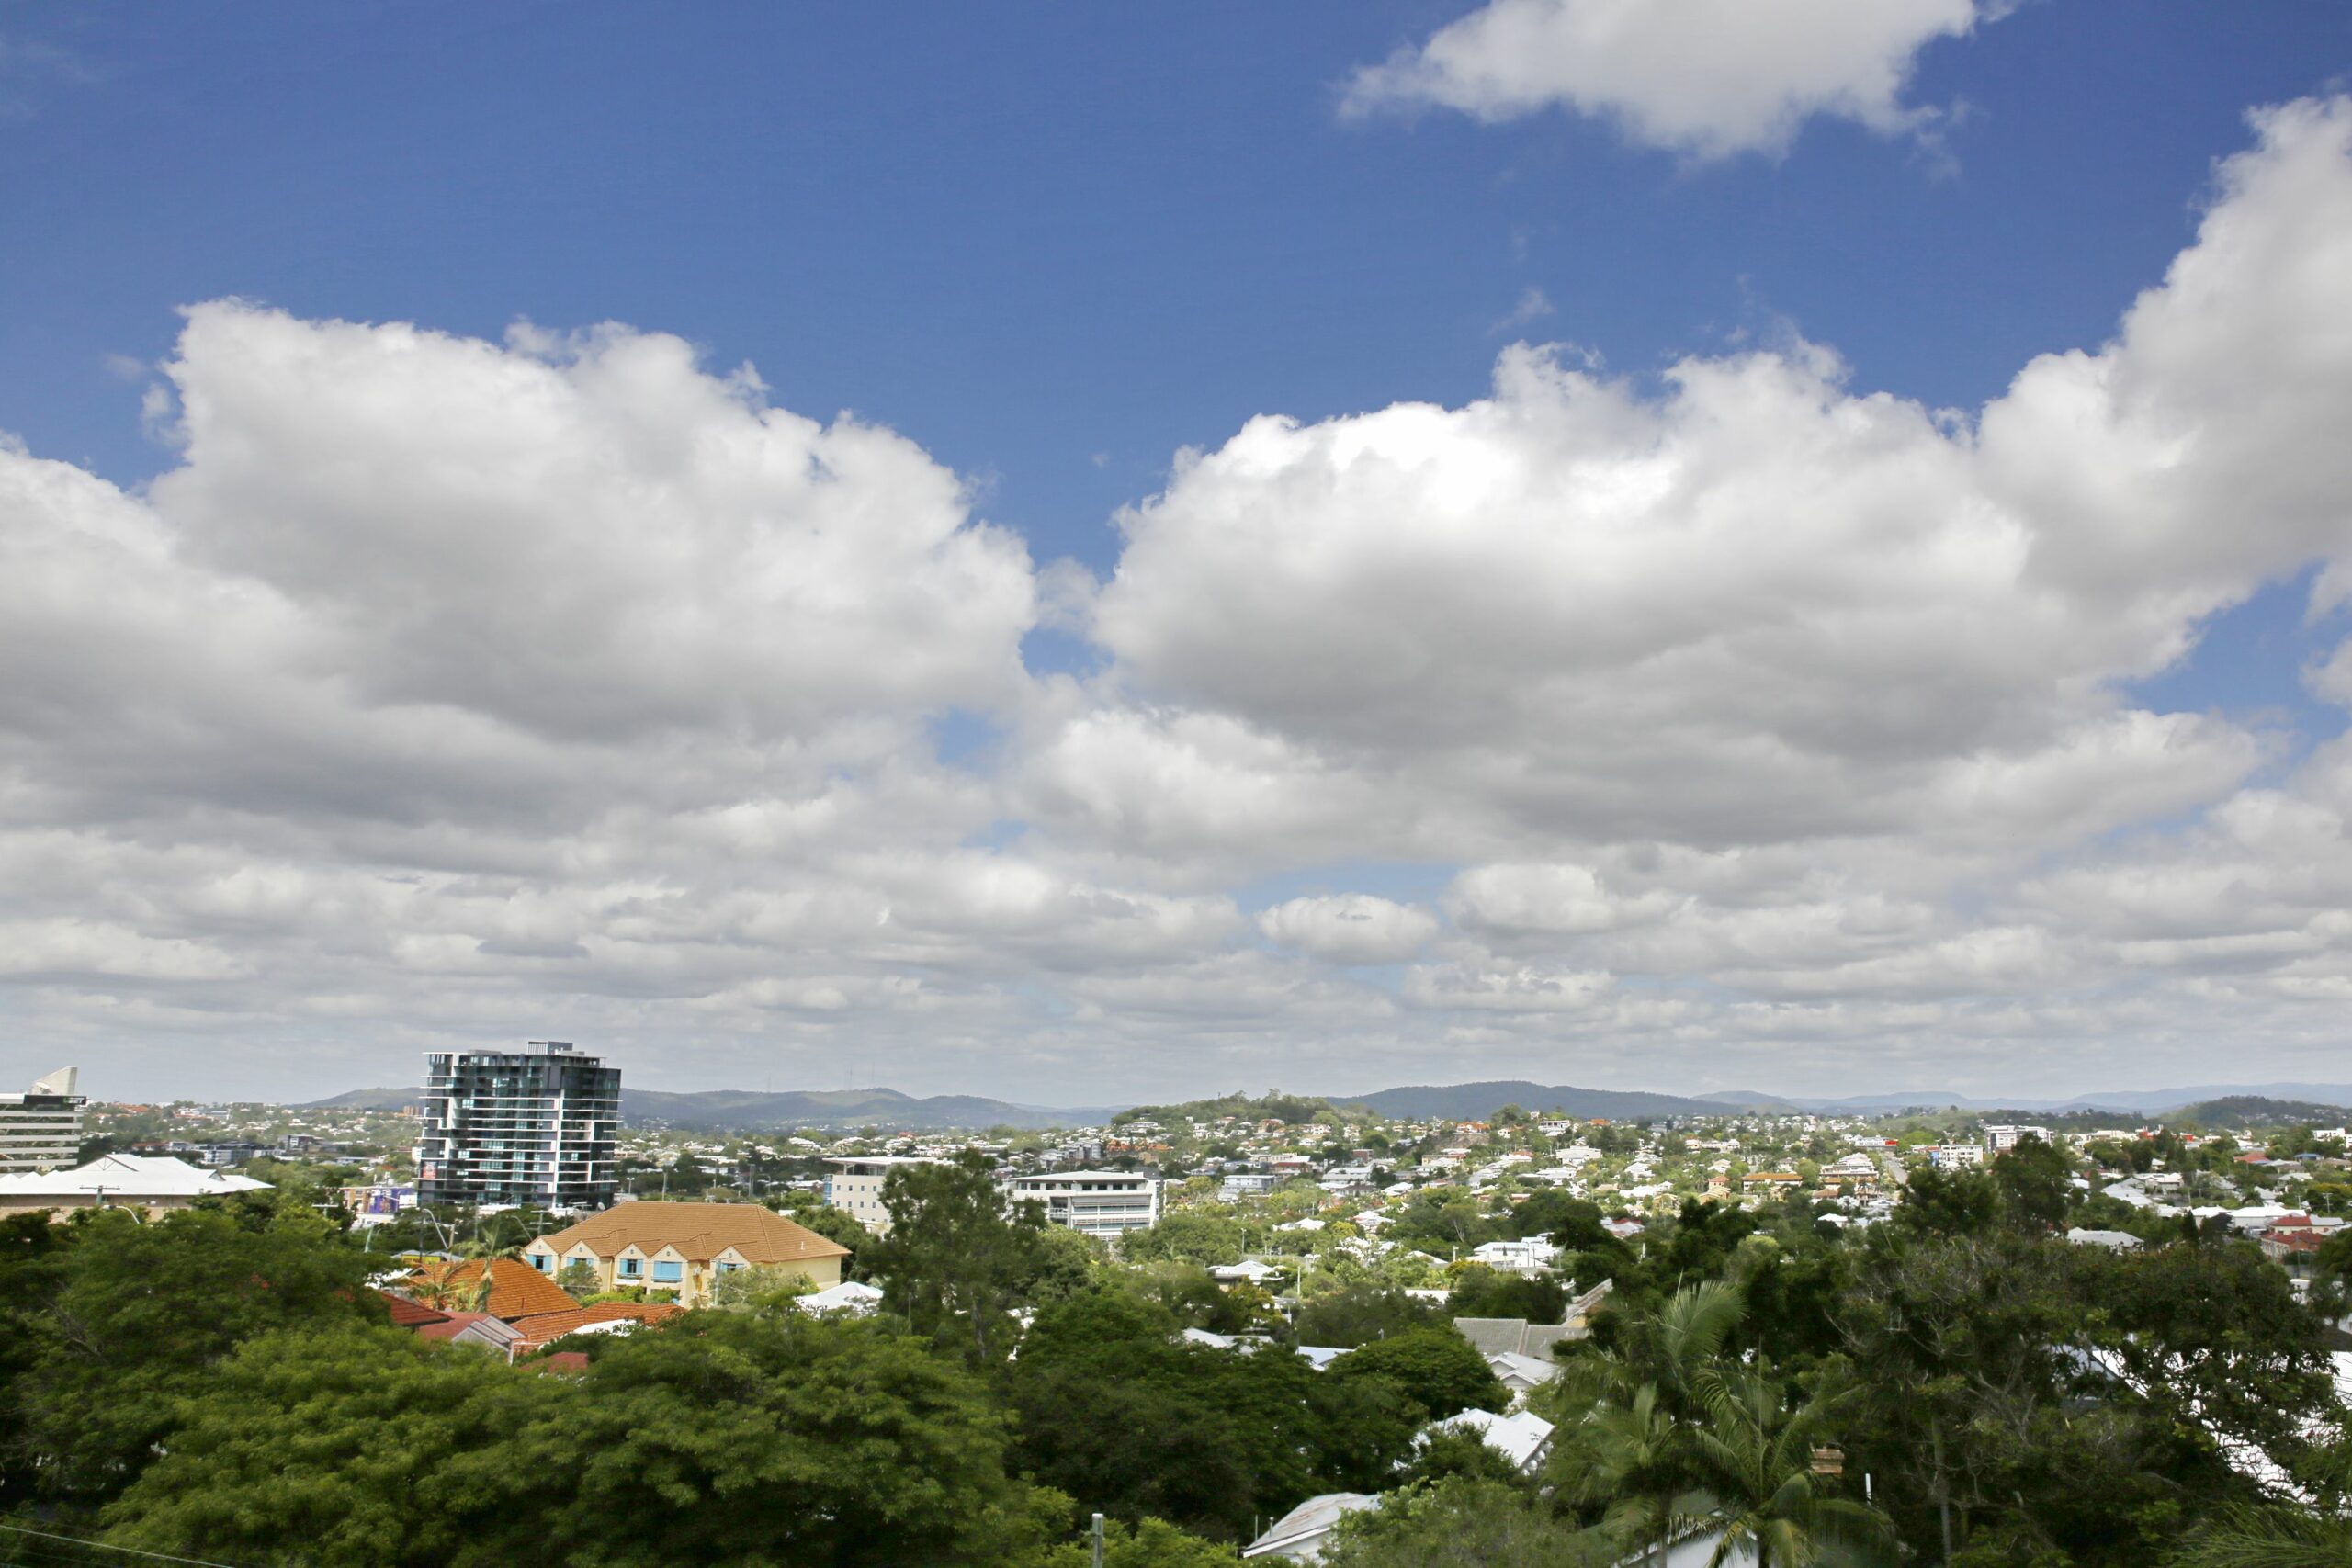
[[509, 1300, 687, 1352], [399, 1257, 581, 1322], [378, 1290, 452, 1329]]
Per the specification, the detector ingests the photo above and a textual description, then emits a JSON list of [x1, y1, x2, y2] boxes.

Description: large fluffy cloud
[[1344, 0, 1985, 158], [9, 103, 2352, 1100]]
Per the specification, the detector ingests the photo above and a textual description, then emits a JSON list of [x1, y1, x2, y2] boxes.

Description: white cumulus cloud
[[1344, 0, 1985, 159], [1258, 895, 1441, 964]]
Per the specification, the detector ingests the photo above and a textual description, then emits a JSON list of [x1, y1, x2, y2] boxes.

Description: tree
[[769, 1190, 880, 1281], [2166, 1504, 2352, 1568], [1679, 1371, 1893, 1568], [1319, 1479, 1611, 1568], [1510, 1190, 1613, 1249], [1328, 1326, 1508, 1421], [1008, 1289, 1417, 1540], [707, 1263, 818, 1310], [518, 1312, 1041, 1566], [406, 1258, 494, 1312], [1991, 1136, 2073, 1234], [0, 1209, 76, 1510], [1121, 1211, 1248, 1267], [1449, 1265, 1570, 1323], [1894, 1165, 2004, 1239], [864, 1151, 1046, 1366], [100, 1324, 557, 1567], [17, 1205, 379, 1507], [1295, 1283, 1441, 1348], [1554, 1382, 1685, 1567], [1022, 1516, 1242, 1568]]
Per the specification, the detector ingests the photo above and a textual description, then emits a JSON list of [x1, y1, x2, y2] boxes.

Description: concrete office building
[[1004, 1170, 1162, 1238], [0, 1067, 86, 1172], [415, 1042, 619, 1212]]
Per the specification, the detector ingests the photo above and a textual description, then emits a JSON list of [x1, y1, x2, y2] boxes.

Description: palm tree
[[2168, 1506, 2352, 1568], [1562, 1382, 1697, 1568], [407, 1258, 493, 1314], [1679, 1371, 1893, 1568]]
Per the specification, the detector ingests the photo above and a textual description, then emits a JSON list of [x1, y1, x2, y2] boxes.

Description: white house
[[1486, 1351, 1563, 1404], [1468, 1235, 1563, 1275], [0, 1153, 270, 1218], [1242, 1493, 1379, 1561], [1415, 1407, 1555, 1472]]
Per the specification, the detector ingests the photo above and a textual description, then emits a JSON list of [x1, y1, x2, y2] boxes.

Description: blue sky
[[5, 3, 2335, 558], [6, 3, 2352, 1101]]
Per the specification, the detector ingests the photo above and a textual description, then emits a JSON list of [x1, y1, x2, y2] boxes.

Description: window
[[526, 1253, 548, 1271], [651, 1260, 684, 1283], [717, 1260, 741, 1273], [618, 1257, 642, 1279]]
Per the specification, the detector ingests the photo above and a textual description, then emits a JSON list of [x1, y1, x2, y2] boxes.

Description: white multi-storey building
[[0, 1067, 86, 1172], [1983, 1124, 2054, 1155], [1004, 1170, 1161, 1237], [821, 1156, 944, 1234]]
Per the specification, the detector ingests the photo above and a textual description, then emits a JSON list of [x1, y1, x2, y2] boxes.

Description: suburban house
[[1485, 1350, 1563, 1405], [2064, 1227, 2145, 1251], [416, 1312, 526, 1357], [1241, 1493, 1378, 1561], [1415, 1407, 1556, 1472], [0, 1152, 271, 1218], [381, 1286, 681, 1355], [1453, 1280, 1614, 1363], [507, 1301, 685, 1352], [524, 1200, 849, 1308], [1467, 1235, 1563, 1275]]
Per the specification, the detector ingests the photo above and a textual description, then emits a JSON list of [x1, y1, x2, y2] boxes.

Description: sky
[[5, 2, 2352, 1105]]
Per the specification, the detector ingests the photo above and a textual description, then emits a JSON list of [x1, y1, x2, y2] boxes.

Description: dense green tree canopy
[[1327, 1327, 1508, 1421]]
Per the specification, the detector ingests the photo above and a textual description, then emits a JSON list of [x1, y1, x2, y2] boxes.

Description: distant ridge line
[[295, 1077, 2352, 1128]]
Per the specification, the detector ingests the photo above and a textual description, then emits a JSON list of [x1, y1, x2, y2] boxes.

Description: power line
[[0, 1524, 254, 1568]]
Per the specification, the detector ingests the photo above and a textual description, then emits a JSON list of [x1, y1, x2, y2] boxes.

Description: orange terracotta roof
[[535, 1201, 851, 1268], [509, 1300, 687, 1351], [530, 1351, 591, 1374], [399, 1256, 581, 1322]]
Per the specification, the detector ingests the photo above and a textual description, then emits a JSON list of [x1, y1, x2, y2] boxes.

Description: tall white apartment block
[[0, 1067, 85, 1172]]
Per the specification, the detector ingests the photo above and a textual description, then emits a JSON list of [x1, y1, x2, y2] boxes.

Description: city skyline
[[6, 6, 2352, 1103]]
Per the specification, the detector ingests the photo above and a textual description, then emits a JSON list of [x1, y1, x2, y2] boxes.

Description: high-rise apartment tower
[[414, 1042, 619, 1211], [0, 1067, 85, 1171]]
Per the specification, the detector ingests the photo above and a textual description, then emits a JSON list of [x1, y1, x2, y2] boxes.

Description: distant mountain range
[[1698, 1083, 2352, 1116], [1321, 1080, 1721, 1122], [300, 1085, 1114, 1131], [300, 1077, 2352, 1130]]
